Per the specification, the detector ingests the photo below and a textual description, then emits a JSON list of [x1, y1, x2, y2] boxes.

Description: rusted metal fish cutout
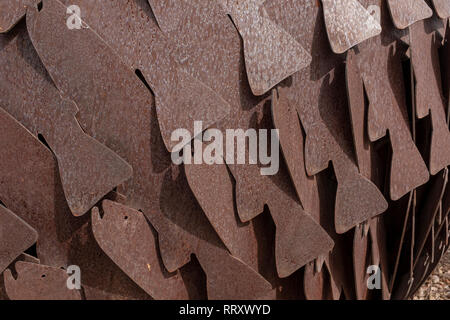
[[0, 205, 38, 273], [432, 0, 450, 19], [149, 1, 332, 277], [3, 262, 82, 300], [150, 166, 275, 299], [0, 107, 151, 300], [55, 0, 230, 153], [271, 88, 320, 218], [353, 223, 370, 300], [0, 106, 85, 266], [321, 0, 381, 54], [0, 0, 38, 33], [409, 20, 450, 174], [232, 158, 334, 278], [214, 0, 311, 95], [0, 253, 40, 300], [0, 24, 132, 217], [305, 170, 357, 300], [28, 0, 275, 299], [149, 0, 311, 96], [91, 201, 189, 300], [387, 0, 433, 29], [185, 160, 259, 270], [266, 0, 388, 234], [346, 1, 429, 201]]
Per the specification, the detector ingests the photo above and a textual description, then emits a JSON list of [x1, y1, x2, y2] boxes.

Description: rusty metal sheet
[[304, 259, 341, 300], [27, 0, 277, 299], [0, 106, 83, 267], [347, 1, 429, 201], [369, 217, 391, 300], [217, 0, 311, 95], [410, 19, 450, 175], [54, 0, 230, 153], [91, 200, 189, 300], [144, 0, 334, 279], [353, 224, 370, 300], [301, 170, 356, 300], [265, 0, 388, 234], [345, 49, 371, 178], [149, 0, 311, 96], [272, 88, 320, 218], [0, 0, 38, 33], [0, 254, 40, 300], [0, 104, 151, 300], [0, 205, 38, 273], [387, 0, 433, 30], [0, 23, 133, 217], [3, 261, 82, 300], [0, 253, 40, 300], [185, 159, 259, 270], [154, 166, 275, 299], [232, 155, 334, 278], [321, 0, 381, 54], [413, 169, 448, 266], [432, 0, 450, 19]]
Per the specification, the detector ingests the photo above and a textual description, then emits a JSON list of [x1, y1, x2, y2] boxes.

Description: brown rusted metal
[[432, 0, 450, 19], [0, 0, 448, 301], [0, 22, 132, 217], [148, 0, 311, 96], [3, 262, 82, 300], [91, 201, 189, 300], [346, 0, 429, 201], [147, 0, 334, 279], [55, 0, 231, 153], [321, 0, 381, 54], [266, 0, 388, 234], [0, 100, 151, 300], [387, 0, 433, 30], [218, 0, 311, 95], [0, 0, 38, 33], [409, 18, 450, 175], [25, 0, 276, 299], [0, 205, 37, 274], [185, 159, 260, 270]]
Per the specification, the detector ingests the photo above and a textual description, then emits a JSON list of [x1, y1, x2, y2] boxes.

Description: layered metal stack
[[0, 0, 449, 300]]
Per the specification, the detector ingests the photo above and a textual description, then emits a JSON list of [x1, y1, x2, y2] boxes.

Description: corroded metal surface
[[149, 0, 311, 96], [0, 204, 37, 274], [387, 0, 433, 29], [0, 98, 150, 300], [3, 262, 82, 300], [25, 0, 275, 299], [266, 0, 388, 234], [185, 159, 260, 270], [91, 201, 189, 300], [0, 0, 448, 301], [148, 0, 334, 279], [56, 0, 231, 153], [346, 0, 429, 201], [0, 23, 133, 217], [410, 19, 450, 175], [432, 0, 450, 19], [218, 0, 311, 95], [0, 0, 38, 33], [321, 0, 381, 54]]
